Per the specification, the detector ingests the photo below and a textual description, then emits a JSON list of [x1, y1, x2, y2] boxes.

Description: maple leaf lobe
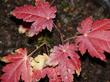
[[47, 43, 81, 82], [12, 1, 57, 37], [76, 17, 110, 61], [0, 48, 32, 82]]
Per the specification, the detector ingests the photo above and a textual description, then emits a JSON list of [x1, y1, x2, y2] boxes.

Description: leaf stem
[[28, 43, 46, 57], [64, 37, 75, 42], [54, 23, 64, 44], [64, 32, 80, 42], [45, 44, 49, 55], [50, 0, 56, 5]]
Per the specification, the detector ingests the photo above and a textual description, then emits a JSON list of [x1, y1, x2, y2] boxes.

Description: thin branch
[[70, 0, 75, 6], [50, 0, 56, 5], [64, 32, 80, 42], [64, 37, 75, 42], [45, 44, 49, 55], [28, 43, 46, 57], [54, 23, 64, 44]]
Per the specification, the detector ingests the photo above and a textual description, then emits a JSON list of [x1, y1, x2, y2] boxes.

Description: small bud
[[18, 25, 27, 34]]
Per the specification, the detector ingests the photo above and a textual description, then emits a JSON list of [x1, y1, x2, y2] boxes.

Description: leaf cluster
[[1, 0, 110, 82]]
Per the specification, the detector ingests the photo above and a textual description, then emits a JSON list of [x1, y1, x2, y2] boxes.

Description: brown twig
[[28, 43, 46, 57], [64, 37, 75, 42], [45, 44, 49, 55], [64, 32, 80, 42], [50, 0, 56, 5], [54, 23, 64, 44]]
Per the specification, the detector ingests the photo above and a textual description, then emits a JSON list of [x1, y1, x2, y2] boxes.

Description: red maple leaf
[[47, 43, 81, 82], [76, 17, 110, 61], [0, 48, 32, 82], [32, 67, 61, 82], [12, 0, 56, 36], [43, 67, 62, 82]]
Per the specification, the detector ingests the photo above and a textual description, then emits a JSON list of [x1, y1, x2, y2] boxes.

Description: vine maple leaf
[[32, 67, 61, 82], [43, 67, 62, 82], [76, 17, 110, 61], [47, 43, 81, 82], [12, 0, 56, 36], [0, 48, 32, 82]]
